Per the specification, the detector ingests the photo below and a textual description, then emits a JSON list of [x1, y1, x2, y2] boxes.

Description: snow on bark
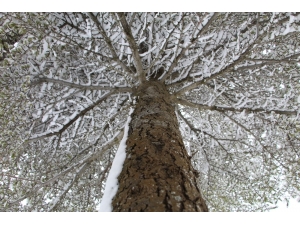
[[111, 81, 209, 212], [99, 107, 134, 212]]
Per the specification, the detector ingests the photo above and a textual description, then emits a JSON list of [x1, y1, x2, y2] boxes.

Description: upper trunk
[[112, 81, 208, 212]]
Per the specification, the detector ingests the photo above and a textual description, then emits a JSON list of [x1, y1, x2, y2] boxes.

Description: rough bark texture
[[112, 81, 208, 212]]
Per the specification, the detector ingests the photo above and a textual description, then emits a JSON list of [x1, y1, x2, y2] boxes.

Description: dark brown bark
[[112, 81, 208, 212]]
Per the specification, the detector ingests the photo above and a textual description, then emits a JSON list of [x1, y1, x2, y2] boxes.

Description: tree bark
[[112, 81, 208, 212]]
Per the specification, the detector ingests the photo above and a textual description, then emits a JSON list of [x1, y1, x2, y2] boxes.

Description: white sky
[[1, 0, 297, 12], [270, 198, 300, 212]]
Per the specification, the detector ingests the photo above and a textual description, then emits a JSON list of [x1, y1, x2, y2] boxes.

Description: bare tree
[[1, 12, 300, 212]]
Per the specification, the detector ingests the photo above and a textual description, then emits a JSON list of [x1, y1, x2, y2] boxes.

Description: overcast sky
[[270, 198, 300, 212]]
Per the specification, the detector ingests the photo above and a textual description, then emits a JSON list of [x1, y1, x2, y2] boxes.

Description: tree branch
[[87, 13, 133, 75], [172, 15, 289, 96], [48, 162, 90, 212], [8, 129, 124, 207], [160, 13, 220, 83], [175, 98, 298, 116], [28, 90, 116, 141], [116, 12, 146, 83], [234, 53, 300, 72], [30, 76, 132, 92], [177, 109, 250, 181]]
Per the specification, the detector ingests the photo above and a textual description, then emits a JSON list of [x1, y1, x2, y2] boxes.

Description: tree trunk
[[112, 81, 208, 212]]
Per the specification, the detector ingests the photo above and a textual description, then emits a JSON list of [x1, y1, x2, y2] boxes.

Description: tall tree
[[1, 12, 300, 212]]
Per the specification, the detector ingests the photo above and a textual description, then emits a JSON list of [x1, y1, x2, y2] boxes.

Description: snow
[[99, 107, 134, 212], [12, 42, 19, 50]]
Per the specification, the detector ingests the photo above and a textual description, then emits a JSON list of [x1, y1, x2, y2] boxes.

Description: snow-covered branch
[[176, 98, 299, 116], [31, 77, 132, 92], [160, 13, 220, 83], [116, 13, 146, 83], [28, 90, 116, 141], [87, 13, 134, 75], [7, 128, 124, 208]]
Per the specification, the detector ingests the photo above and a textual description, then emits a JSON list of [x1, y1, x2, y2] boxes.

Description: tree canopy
[[1, 12, 300, 211]]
